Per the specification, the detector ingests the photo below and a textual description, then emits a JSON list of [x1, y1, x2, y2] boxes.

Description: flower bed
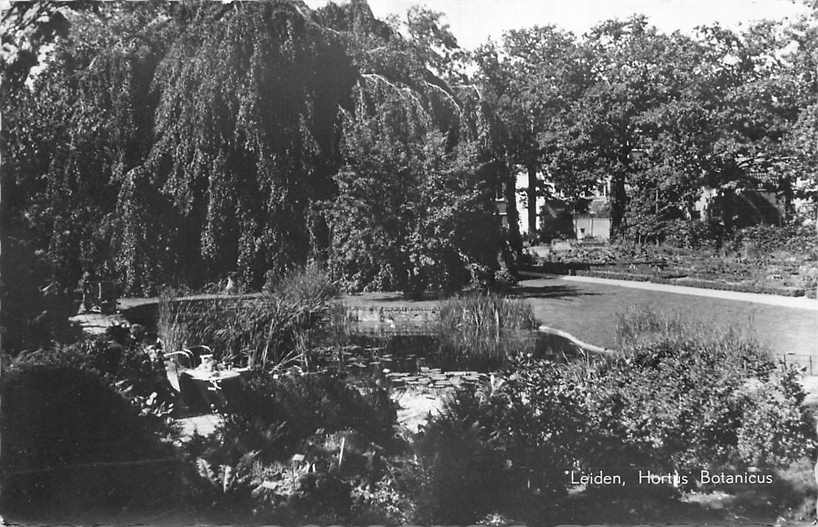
[[575, 269, 806, 297], [672, 277, 806, 297], [525, 231, 817, 298], [575, 269, 653, 282]]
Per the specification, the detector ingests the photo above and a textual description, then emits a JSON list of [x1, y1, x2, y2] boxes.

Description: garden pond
[[125, 301, 594, 416]]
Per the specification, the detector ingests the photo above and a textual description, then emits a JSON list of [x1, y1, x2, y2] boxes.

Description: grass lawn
[[516, 276, 818, 358]]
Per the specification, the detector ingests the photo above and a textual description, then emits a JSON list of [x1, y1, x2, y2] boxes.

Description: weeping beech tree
[[1, 1, 173, 349], [3, 4, 168, 283], [118, 1, 356, 292], [3, 0, 506, 303]]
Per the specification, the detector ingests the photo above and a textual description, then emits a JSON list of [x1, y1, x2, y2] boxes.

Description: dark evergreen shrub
[[12, 337, 175, 410], [0, 364, 176, 512]]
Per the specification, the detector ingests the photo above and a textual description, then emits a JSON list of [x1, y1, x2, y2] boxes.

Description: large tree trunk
[[780, 177, 794, 224], [527, 163, 538, 237], [609, 172, 627, 240], [0, 111, 5, 460], [503, 160, 523, 259]]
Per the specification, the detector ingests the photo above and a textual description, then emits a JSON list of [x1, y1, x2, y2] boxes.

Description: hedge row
[[574, 269, 807, 297], [574, 269, 652, 282]]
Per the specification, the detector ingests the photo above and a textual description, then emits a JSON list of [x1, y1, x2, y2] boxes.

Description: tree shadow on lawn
[[512, 283, 601, 300]]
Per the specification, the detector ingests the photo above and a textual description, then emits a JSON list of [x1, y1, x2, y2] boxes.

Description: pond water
[[309, 321, 588, 392]]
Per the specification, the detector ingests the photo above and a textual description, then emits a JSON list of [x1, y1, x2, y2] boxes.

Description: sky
[[303, 0, 811, 49], [0, 0, 809, 49]]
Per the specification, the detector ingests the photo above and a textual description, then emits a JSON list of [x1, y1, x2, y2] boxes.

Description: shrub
[[11, 337, 177, 425], [350, 470, 418, 525], [183, 372, 402, 522], [2, 236, 79, 354], [413, 363, 588, 524], [188, 451, 263, 515], [19, 335, 173, 394], [662, 219, 728, 249], [492, 267, 519, 291], [0, 363, 177, 512], [735, 369, 816, 468], [326, 127, 500, 297], [235, 372, 398, 458], [412, 389, 513, 524], [583, 308, 813, 481], [414, 307, 816, 521], [732, 224, 818, 257]]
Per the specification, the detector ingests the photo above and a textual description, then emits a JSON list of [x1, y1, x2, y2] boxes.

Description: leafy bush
[[589, 309, 813, 478], [411, 389, 516, 524], [412, 361, 591, 524], [1, 234, 81, 354], [732, 224, 818, 257], [662, 218, 728, 249], [414, 308, 816, 521], [735, 369, 816, 468], [11, 337, 176, 422], [188, 451, 263, 514], [0, 363, 177, 512], [183, 372, 402, 522], [234, 372, 398, 458], [492, 267, 519, 291], [350, 469, 418, 525], [326, 122, 500, 297]]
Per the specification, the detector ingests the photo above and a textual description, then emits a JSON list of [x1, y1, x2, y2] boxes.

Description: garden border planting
[[571, 269, 807, 297]]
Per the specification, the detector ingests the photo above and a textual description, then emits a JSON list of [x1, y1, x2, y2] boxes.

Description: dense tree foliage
[[119, 1, 356, 292], [474, 26, 592, 234], [1, 1, 501, 312], [476, 8, 818, 241], [319, 1, 500, 294]]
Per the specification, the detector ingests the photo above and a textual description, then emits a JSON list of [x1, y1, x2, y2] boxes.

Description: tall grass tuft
[[158, 265, 338, 370], [437, 293, 538, 369], [439, 292, 537, 332], [157, 289, 190, 355], [271, 261, 338, 305], [614, 305, 772, 375], [615, 304, 759, 347]]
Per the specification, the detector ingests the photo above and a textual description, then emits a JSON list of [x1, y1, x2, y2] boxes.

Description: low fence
[[783, 353, 818, 376]]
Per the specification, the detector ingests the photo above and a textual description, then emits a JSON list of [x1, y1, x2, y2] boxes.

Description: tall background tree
[[474, 26, 592, 236]]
